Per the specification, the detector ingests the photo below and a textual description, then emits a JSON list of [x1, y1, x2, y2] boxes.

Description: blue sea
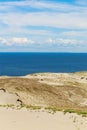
[[0, 52, 87, 76]]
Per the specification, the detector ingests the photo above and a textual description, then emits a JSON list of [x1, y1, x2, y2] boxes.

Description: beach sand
[[0, 107, 87, 130]]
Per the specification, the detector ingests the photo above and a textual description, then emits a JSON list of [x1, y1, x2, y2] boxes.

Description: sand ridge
[[0, 72, 87, 108]]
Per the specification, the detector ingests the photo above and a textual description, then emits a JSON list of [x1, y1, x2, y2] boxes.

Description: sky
[[0, 0, 87, 52]]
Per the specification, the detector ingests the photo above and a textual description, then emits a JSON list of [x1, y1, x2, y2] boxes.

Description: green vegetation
[[0, 103, 87, 117], [45, 107, 87, 116], [25, 105, 42, 110], [0, 104, 15, 108], [45, 107, 62, 113], [64, 109, 87, 117]]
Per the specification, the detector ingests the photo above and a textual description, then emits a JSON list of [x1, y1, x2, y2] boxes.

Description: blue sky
[[0, 0, 87, 52]]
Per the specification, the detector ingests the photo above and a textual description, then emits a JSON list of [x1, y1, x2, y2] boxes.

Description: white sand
[[0, 108, 87, 130], [0, 90, 21, 106], [24, 73, 87, 86]]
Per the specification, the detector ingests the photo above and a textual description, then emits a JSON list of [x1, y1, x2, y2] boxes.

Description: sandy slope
[[0, 108, 87, 130], [0, 72, 87, 130], [0, 89, 21, 105], [0, 72, 87, 108]]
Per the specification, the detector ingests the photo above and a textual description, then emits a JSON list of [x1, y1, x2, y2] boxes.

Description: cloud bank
[[0, 0, 87, 52], [0, 37, 34, 46]]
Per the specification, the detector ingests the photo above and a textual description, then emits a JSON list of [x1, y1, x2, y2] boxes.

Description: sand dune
[[0, 72, 87, 130]]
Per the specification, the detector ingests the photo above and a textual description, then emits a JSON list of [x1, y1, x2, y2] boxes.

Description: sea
[[0, 52, 87, 76]]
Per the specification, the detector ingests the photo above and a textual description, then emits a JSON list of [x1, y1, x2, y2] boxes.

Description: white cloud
[[46, 38, 84, 45], [57, 38, 78, 44], [0, 11, 87, 30], [0, 37, 11, 46], [0, 0, 82, 12], [46, 38, 56, 44], [0, 37, 34, 46], [12, 37, 34, 45], [0, 0, 87, 30], [62, 30, 87, 38], [0, 0, 87, 52], [0, 36, 86, 52]]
